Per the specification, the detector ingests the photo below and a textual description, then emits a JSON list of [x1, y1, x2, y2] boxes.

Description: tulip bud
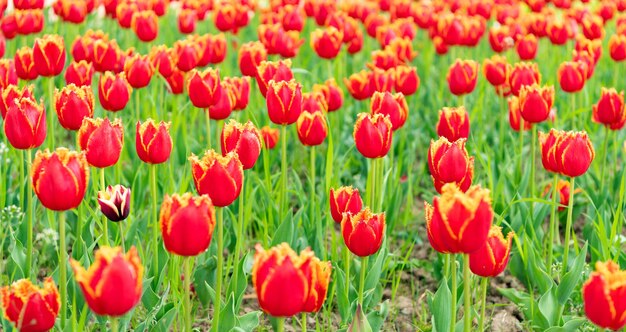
[[303, 257, 332, 313], [65, 60, 94, 86], [78, 117, 124, 168], [266, 79, 303, 125], [98, 184, 131, 222], [0, 278, 59, 332], [14, 46, 37, 80], [593, 88, 626, 130], [57, 0, 87, 23], [136, 119, 172, 164], [341, 208, 385, 257], [582, 261, 626, 331], [4, 96, 46, 149], [252, 243, 314, 317], [424, 184, 493, 253], [555, 131, 595, 177], [353, 113, 393, 159], [92, 39, 123, 73], [344, 70, 373, 101], [238, 41, 267, 77], [509, 62, 541, 96], [313, 78, 343, 112], [329, 186, 363, 224], [124, 53, 154, 89], [516, 34, 538, 60], [190, 150, 243, 207], [296, 110, 328, 146], [149, 45, 175, 78], [447, 59, 479, 96], [428, 137, 474, 193], [178, 9, 197, 34], [469, 226, 514, 277], [55, 84, 95, 131], [436, 106, 470, 141], [370, 91, 408, 131], [557, 61, 586, 93], [394, 65, 419, 96], [131, 10, 158, 42], [173, 38, 200, 72], [255, 59, 293, 97], [482, 55, 510, 87], [188, 68, 223, 108], [311, 27, 343, 59], [33, 34, 66, 77], [160, 193, 216, 256], [71, 246, 143, 316], [371, 67, 394, 93], [0, 84, 33, 119], [224, 76, 250, 111], [507, 96, 531, 132], [518, 84, 554, 123], [98, 71, 132, 112], [32, 148, 89, 211], [261, 126, 279, 149], [221, 120, 262, 169]]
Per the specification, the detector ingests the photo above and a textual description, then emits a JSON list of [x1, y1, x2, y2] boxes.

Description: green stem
[[206, 109, 212, 148], [276, 317, 285, 332], [358, 256, 368, 305], [232, 179, 245, 291], [478, 277, 488, 332], [19, 150, 24, 212], [301, 312, 307, 332], [376, 158, 384, 211], [119, 220, 125, 252], [450, 254, 457, 332], [547, 173, 559, 269], [280, 125, 288, 218], [110, 317, 119, 332], [463, 254, 472, 332], [151, 165, 159, 275], [135, 87, 140, 121], [561, 177, 576, 279], [262, 144, 272, 242], [518, 120, 524, 182], [530, 125, 537, 222], [213, 207, 224, 332], [184, 257, 193, 332], [59, 211, 67, 328], [25, 150, 32, 279], [343, 242, 350, 303], [600, 127, 610, 190], [48, 77, 55, 148], [101, 168, 109, 246]]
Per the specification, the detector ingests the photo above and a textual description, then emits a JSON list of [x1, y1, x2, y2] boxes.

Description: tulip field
[[4, 0, 626, 331]]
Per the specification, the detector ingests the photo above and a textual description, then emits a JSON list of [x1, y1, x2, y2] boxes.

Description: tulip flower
[[593, 88, 626, 130], [55, 84, 95, 131], [436, 106, 470, 141], [261, 126, 279, 149], [78, 118, 124, 168], [428, 137, 474, 193], [370, 92, 408, 131], [33, 34, 65, 77], [508, 96, 532, 132], [394, 65, 420, 96], [296, 110, 328, 146], [266, 79, 303, 125], [0, 58, 17, 88], [371, 68, 394, 93], [71, 246, 143, 317], [303, 257, 332, 313], [160, 193, 215, 256], [353, 113, 393, 159], [0, 278, 60, 332], [344, 70, 373, 100], [98, 71, 132, 112], [482, 55, 510, 87], [516, 34, 538, 60], [518, 84, 554, 123], [124, 53, 153, 89], [14, 46, 37, 80], [65, 60, 94, 86], [56, 0, 87, 23], [509, 62, 541, 96], [189, 150, 243, 207], [554, 131, 595, 177], [302, 91, 328, 114], [543, 179, 579, 212], [3, 96, 46, 150], [609, 34, 626, 62], [188, 68, 223, 108], [173, 38, 200, 72], [582, 261, 626, 331], [165, 68, 184, 95], [238, 41, 267, 77], [329, 186, 363, 223], [92, 39, 123, 73], [447, 59, 479, 96], [0, 84, 33, 119], [425, 184, 493, 254], [557, 61, 586, 93], [255, 59, 293, 97], [224, 76, 250, 111], [341, 207, 385, 257], [313, 78, 343, 112], [252, 243, 314, 317], [311, 27, 343, 59], [131, 10, 158, 42], [539, 129, 563, 174], [98, 184, 131, 222], [149, 45, 175, 78], [221, 120, 262, 170], [469, 226, 513, 277], [208, 81, 235, 120], [136, 119, 172, 164], [32, 148, 89, 211], [178, 9, 196, 34]]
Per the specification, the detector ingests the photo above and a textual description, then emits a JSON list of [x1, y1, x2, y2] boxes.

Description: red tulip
[[436, 106, 470, 142], [302, 257, 332, 313], [255, 59, 293, 97], [65, 60, 94, 86], [190, 150, 243, 207], [483, 55, 510, 87], [369, 91, 408, 131], [296, 110, 328, 146], [469, 226, 514, 277], [188, 68, 223, 108], [78, 117, 124, 168], [518, 84, 554, 123], [428, 137, 474, 193], [609, 34, 626, 62], [447, 59, 479, 96], [0, 84, 33, 119], [329, 186, 363, 224], [341, 208, 385, 257], [98, 71, 132, 112], [554, 131, 595, 177], [4, 96, 46, 149], [313, 78, 343, 112], [582, 261, 626, 331], [160, 193, 216, 256], [344, 70, 373, 101], [508, 96, 532, 132], [33, 35, 66, 77], [0, 59, 17, 88], [593, 88, 626, 130], [224, 76, 250, 111], [149, 45, 175, 78], [14, 46, 37, 80], [221, 120, 262, 170], [394, 65, 419, 96], [557, 61, 586, 93], [136, 119, 172, 164], [32, 148, 89, 211], [353, 113, 393, 159], [131, 10, 158, 42], [311, 27, 343, 59], [0, 278, 59, 332], [55, 84, 95, 131], [238, 41, 267, 77], [124, 53, 153, 89], [261, 126, 279, 149], [509, 62, 541, 96], [266, 79, 303, 125]]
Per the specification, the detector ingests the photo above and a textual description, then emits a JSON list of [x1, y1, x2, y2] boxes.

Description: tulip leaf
[[366, 300, 389, 332], [348, 304, 372, 332], [219, 293, 237, 331], [237, 311, 261, 331], [557, 242, 588, 305], [544, 318, 586, 332], [271, 214, 295, 247], [538, 286, 558, 326], [334, 262, 352, 323], [525, 240, 553, 293], [194, 258, 217, 307], [141, 280, 160, 311], [364, 248, 387, 309], [430, 278, 451, 332]]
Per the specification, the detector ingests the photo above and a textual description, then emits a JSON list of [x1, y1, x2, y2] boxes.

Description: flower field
[[1, 0, 626, 331]]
